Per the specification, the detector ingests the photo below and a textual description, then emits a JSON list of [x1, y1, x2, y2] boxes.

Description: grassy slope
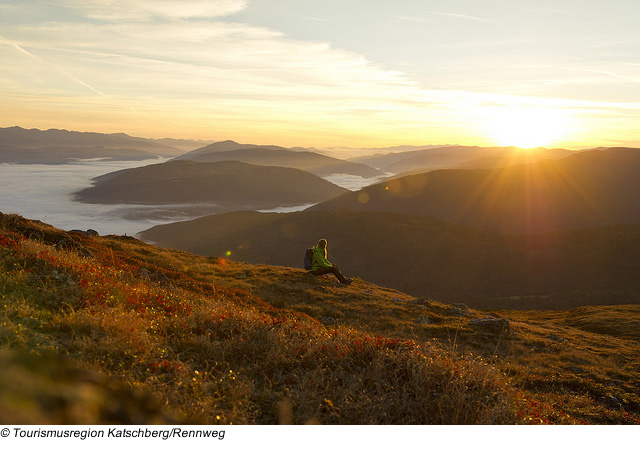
[[1, 214, 638, 424], [140, 210, 640, 310]]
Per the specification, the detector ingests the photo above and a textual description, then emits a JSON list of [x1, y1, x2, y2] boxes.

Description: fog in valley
[[0, 161, 380, 236]]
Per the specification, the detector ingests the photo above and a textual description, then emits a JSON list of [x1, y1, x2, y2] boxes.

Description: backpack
[[304, 247, 314, 270]]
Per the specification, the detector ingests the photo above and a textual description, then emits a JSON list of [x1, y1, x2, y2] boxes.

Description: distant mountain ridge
[[350, 145, 573, 174], [176, 141, 384, 178], [0, 126, 201, 163], [174, 139, 291, 157]]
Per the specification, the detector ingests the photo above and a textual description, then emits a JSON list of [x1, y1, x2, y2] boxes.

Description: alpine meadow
[[2, 0, 640, 439]]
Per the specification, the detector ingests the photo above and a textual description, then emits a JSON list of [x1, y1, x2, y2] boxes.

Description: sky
[[2, 0, 640, 149]]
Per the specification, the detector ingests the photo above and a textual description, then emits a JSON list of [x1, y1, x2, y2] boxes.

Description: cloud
[[4, 16, 414, 102], [0, 33, 109, 98], [2, 7, 435, 146], [523, 7, 571, 15], [392, 16, 433, 25], [586, 69, 640, 85], [61, 0, 248, 21], [430, 11, 491, 23], [4, 0, 640, 147], [304, 16, 331, 23]]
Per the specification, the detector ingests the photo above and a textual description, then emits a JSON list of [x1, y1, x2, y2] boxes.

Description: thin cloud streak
[[61, 0, 248, 21], [587, 69, 640, 85], [0, 33, 110, 98], [430, 11, 491, 23], [305, 16, 331, 23], [392, 16, 433, 25], [523, 7, 571, 15]]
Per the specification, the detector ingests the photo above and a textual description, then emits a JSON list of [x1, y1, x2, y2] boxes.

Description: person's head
[[317, 239, 327, 249]]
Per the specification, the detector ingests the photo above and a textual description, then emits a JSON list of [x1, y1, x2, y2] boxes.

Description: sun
[[484, 105, 572, 148]]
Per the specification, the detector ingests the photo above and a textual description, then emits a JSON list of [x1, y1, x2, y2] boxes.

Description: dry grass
[[1, 213, 638, 424]]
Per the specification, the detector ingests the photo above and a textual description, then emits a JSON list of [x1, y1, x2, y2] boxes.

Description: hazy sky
[[2, 0, 640, 148]]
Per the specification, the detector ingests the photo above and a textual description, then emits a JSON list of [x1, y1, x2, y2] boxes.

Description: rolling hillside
[[140, 210, 640, 310], [311, 147, 640, 233], [176, 143, 384, 178], [1, 213, 639, 424], [74, 160, 347, 208]]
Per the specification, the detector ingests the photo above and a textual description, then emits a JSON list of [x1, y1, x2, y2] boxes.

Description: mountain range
[[175, 140, 385, 178], [0, 126, 204, 163], [0, 127, 575, 176]]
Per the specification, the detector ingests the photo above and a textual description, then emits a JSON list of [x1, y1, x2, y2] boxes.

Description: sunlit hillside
[[313, 147, 640, 233], [1, 213, 638, 424]]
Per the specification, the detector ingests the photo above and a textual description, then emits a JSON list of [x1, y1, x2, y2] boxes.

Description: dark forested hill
[[75, 160, 347, 207]]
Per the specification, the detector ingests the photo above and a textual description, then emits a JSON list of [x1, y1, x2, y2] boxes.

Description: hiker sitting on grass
[[310, 239, 352, 285]]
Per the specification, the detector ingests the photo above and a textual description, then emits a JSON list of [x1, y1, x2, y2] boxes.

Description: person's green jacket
[[311, 246, 333, 271]]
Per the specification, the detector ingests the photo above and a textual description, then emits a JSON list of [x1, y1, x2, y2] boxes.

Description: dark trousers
[[311, 265, 349, 284]]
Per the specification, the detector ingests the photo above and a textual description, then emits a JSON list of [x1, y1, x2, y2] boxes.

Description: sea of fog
[[0, 160, 384, 237]]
